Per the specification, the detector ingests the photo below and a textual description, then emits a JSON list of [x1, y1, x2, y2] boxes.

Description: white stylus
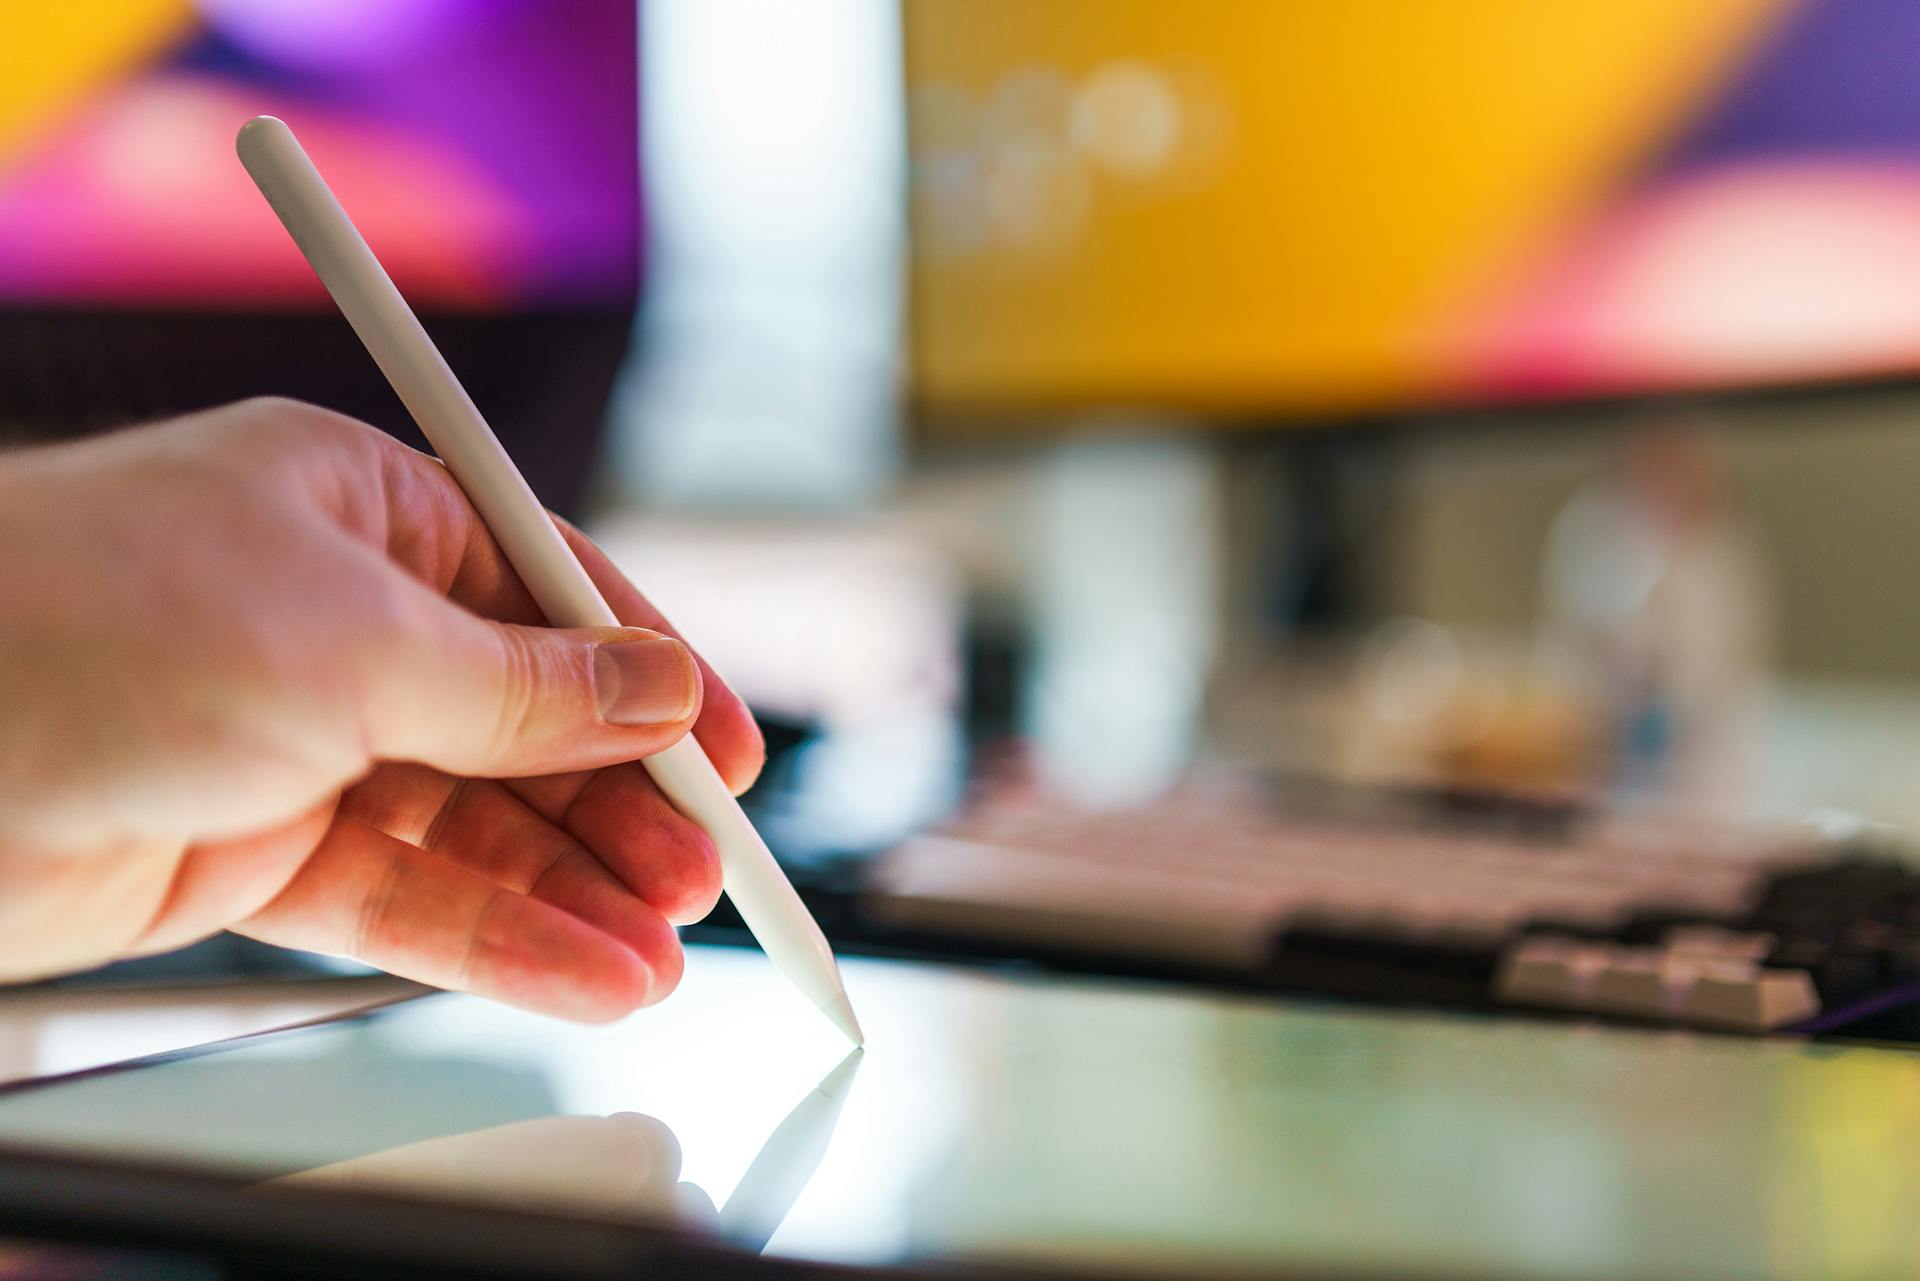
[[236, 115, 863, 1046]]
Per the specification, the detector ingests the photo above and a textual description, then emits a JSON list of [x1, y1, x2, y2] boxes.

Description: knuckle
[[236, 397, 382, 459], [235, 393, 316, 419], [482, 627, 550, 764], [241, 394, 347, 428], [235, 395, 336, 438], [208, 398, 386, 494]]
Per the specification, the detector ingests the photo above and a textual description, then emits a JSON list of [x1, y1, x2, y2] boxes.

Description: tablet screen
[[0, 944, 1916, 1280]]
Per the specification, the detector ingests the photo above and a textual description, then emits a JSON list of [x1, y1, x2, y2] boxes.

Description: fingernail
[[594, 637, 697, 725]]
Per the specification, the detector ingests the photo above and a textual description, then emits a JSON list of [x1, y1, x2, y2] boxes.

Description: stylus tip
[[815, 1045, 865, 1103], [820, 990, 865, 1046]]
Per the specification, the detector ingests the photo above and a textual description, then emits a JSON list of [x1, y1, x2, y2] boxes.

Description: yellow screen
[[904, 0, 1827, 420]]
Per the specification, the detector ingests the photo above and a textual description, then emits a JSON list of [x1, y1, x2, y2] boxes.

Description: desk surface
[[0, 947, 1918, 1281]]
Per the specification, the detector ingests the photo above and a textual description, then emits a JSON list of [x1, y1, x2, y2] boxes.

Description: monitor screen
[[904, 0, 1920, 418], [0, 0, 639, 310]]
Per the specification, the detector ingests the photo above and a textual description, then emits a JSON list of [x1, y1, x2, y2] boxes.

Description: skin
[[0, 398, 763, 1022]]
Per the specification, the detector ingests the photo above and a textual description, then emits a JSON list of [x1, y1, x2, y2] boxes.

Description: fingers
[[238, 813, 684, 1023], [343, 764, 721, 927], [355, 583, 705, 778], [508, 765, 723, 924], [488, 769, 721, 927], [362, 439, 765, 796]]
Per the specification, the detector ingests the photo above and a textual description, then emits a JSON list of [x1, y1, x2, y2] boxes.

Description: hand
[[0, 398, 763, 1020]]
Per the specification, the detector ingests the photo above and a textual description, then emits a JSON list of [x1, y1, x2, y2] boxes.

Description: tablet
[[0, 943, 1917, 1281]]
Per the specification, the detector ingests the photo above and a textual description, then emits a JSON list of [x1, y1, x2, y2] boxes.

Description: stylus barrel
[[236, 115, 862, 1047]]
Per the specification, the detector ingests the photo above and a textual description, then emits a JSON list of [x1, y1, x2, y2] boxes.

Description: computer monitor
[[0, 0, 639, 515], [903, 0, 1920, 423]]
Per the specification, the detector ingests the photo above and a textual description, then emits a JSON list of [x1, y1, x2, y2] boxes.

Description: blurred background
[[13, 0, 1920, 971]]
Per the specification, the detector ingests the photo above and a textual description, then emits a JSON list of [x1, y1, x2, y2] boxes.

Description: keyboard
[[863, 776, 1920, 1037]]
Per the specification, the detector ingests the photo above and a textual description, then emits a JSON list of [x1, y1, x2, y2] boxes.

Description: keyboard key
[[1493, 937, 1611, 1009], [1590, 948, 1704, 1020], [1682, 966, 1820, 1032]]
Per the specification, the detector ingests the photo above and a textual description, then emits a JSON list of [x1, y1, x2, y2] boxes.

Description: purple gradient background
[[284, 0, 643, 304], [1654, 0, 1920, 175], [0, 0, 639, 308]]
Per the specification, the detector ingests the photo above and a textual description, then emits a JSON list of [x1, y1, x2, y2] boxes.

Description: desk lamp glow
[[235, 115, 862, 1046]]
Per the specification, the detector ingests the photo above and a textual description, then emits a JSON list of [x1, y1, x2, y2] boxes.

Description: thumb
[[362, 614, 703, 778]]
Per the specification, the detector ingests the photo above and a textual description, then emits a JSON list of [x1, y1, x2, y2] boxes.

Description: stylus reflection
[[720, 1047, 862, 1250], [269, 1046, 864, 1252]]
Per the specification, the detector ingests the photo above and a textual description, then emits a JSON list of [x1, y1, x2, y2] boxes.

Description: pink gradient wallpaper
[[0, 0, 638, 310]]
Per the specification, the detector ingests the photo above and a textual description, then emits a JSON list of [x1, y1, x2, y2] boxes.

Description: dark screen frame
[[0, 306, 633, 523]]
